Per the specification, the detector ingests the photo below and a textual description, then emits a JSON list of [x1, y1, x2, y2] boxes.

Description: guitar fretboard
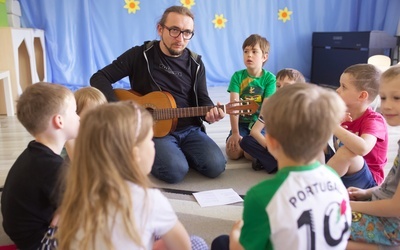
[[151, 105, 225, 120]]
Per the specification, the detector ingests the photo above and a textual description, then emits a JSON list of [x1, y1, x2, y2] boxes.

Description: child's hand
[[227, 134, 242, 151], [347, 186, 369, 201], [229, 220, 244, 250], [342, 112, 352, 123], [152, 239, 167, 250], [340, 112, 352, 129]]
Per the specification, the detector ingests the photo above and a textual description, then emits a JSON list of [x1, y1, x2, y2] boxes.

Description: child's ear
[[132, 146, 141, 162], [52, 114, 63, 129], [265, 133, 278, 152], [263, 52, 269, 63], [359, 90, 369, 101]]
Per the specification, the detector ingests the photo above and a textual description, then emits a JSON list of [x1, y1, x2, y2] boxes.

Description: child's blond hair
[[74, 86, 107, 115], [262, 83, 346, 162], [381, 65, 400, 82], [343, 64, 381, 102], [17, 82, 73, 136], [57, 101, 153, 250]]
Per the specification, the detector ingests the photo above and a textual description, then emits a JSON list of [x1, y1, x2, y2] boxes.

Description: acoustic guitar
[[114, 89, 259, 137]]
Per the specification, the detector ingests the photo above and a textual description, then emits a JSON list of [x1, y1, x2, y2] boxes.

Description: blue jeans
[[151, 126, 226, 183], [341, 161, 377, 189]]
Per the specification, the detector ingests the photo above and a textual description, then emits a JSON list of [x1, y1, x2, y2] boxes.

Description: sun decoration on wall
[[124, 0, 140, 14], [278, 7, 293, 23], [212, 14, 227, 29], [181, 0, 195, 9]]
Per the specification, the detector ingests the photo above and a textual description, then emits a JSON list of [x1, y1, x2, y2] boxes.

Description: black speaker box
[[311, 31, 397, 88]]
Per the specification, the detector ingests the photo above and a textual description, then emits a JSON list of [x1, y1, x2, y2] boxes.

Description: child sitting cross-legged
[[225, 34, 276, 161], [240, 68, 306, 173], [327, 63, 388, 189], [212, 83, 351, 250]]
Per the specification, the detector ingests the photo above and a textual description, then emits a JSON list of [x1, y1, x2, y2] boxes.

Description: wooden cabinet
[[0, 27, 46, 115]]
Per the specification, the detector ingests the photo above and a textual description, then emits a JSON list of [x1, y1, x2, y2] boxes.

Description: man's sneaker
[[252, 158, 264, 171]]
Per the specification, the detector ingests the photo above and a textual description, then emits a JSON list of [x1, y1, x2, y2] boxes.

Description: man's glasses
[[162, 25, 194, 40]]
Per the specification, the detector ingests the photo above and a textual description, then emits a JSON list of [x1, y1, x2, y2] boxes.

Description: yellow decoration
[[278, 7, 293, 23], [212, 14, 227, 29], [124, 0, 140, 14], [181, 0, 195, 9]]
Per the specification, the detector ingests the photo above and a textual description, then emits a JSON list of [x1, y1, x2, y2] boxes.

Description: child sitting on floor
[[240, 68, 305, 173], [56, 101, 207, 250], [64, 86, 107, 160], [1, 82, 80, 249], [346, 65, 400, 250], [327, 64, 388, 189], [212, 83, 351, 250], [225, 34, 276, 161]]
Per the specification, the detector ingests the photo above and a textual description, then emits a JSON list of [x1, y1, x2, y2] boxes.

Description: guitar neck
[[153, 105, 225, 120]]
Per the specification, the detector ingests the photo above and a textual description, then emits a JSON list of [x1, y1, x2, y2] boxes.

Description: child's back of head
[[276, 68, 305, 89], [74, 86, 107, 116], [343, 63, 381, 103], [262, 83, 346, 162], [63, 86, 107, 160], [17, 82, 74, 136], [276, 68, 305, 83]]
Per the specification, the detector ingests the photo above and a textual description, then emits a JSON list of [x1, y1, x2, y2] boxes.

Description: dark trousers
[[211, 235, 229, 250], [240, 135, 277, 173]]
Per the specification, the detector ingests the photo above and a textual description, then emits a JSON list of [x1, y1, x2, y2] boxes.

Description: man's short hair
[[262, 83, 346, 162]]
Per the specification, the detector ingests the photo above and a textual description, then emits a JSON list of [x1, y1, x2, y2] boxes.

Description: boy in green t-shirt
[[226, 34, 276, 161]]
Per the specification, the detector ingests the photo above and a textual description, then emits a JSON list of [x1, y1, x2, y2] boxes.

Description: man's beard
[[162, 39, 183, 56]]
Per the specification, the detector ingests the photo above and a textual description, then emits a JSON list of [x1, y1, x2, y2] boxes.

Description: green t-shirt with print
[[227, 69, 276, 126]]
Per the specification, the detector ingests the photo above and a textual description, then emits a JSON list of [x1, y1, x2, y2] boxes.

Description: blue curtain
[[19, 0, 400, 89]]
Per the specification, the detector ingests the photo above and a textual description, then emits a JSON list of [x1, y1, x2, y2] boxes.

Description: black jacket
[[90, 40, 214, 127]]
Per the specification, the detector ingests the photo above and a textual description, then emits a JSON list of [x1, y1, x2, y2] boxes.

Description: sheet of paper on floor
[[193, 188, 243, 207]]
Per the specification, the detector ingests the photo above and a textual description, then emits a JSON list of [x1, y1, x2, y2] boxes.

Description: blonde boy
[[1, 82, 80, 249], [224, 83, 351, 250], [327, 64, 388, 188], [226, 34, 276, 160]]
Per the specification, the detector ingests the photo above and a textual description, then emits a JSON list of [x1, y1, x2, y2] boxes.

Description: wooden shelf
[[0, 27, 46, 115]]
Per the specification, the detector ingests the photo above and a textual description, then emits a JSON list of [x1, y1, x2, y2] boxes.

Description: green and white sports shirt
[[240, 162, 351, 250]]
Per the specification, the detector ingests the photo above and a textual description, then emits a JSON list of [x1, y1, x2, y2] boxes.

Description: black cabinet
[[311, 31, 397, 88]]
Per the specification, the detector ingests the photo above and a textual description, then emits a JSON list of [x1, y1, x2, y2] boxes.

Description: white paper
[[192, 188, 243, 207]]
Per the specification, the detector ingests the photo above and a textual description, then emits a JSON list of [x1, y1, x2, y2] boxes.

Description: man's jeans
[[151, 126, 226, 183]]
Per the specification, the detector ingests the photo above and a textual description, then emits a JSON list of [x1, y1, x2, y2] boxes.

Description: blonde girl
[[64, 86, 107, 159], [57, 101, 191, 250]]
